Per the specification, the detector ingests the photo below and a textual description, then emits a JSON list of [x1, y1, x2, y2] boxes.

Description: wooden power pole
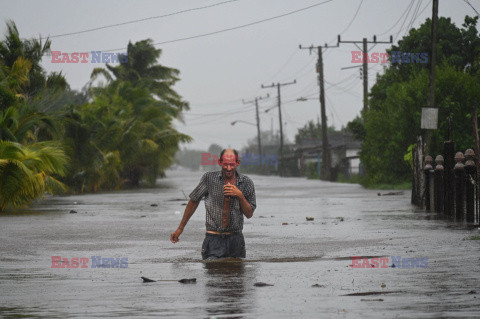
[[242, 94, 269, 158], [425, 0, 439, 154], [261, 80, 296, 176], [299, 43, 338, 180], [338, 35, 392, 113]]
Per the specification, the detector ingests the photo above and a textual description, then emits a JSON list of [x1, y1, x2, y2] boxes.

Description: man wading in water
[[170, 149, 256, 260]]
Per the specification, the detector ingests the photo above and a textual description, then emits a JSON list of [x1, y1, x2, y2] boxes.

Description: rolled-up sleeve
[[243, 178, 256, 212], [189, 173, 208, 202]]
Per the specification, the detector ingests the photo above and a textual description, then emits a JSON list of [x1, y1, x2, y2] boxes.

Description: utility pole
[[338, 35, 392, 113], [243, 94, 269, 158], [426, 0, 439, 153], [261, 80, 296, 176], [299, 43, 338, 181]]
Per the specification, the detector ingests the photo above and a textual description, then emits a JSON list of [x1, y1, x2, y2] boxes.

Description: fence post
[[424, 156, 433, 211], [464, 149, 476, 223], [454, 152, 465, 221], [434, 155, 444, 214], [444, 141, 455, 218]]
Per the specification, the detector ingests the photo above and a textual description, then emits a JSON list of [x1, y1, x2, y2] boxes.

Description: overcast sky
[[1, 0, 477, 150]]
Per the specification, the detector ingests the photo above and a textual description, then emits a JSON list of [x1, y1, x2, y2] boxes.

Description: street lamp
[[296, 96, 331, 181], [231, 120, 256, 126], [296, 96, 318, 102]]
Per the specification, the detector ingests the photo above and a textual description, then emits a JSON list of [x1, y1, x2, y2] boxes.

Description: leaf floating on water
[[254, 282, 273, 287], [141, 276, 156, 283]]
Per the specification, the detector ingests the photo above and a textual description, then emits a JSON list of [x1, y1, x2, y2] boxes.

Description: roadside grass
[[466, 236, 480, 240], [336, 173, 411, 190]]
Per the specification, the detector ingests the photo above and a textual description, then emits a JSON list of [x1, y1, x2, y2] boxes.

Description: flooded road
[[1, 169, 479, 318]]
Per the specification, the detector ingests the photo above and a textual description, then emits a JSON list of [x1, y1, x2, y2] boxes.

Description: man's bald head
[[219, 149, 239, 162]]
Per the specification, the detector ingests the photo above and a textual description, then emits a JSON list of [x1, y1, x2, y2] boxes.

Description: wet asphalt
[[0, 169, 479, 318]]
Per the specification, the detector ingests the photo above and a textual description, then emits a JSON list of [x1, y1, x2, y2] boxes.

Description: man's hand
[[170, 228, 183, 243], [223, 184, 243, 198]]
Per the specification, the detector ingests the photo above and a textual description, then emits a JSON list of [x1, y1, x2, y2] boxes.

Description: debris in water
[[361, 298, 384, 302], [178, 278, 197, 284], [254, 282, 273, 287], [141, 276, 156, 283], [311, 284, 325, 288], [141, 277, 196, 284], [381, 283, 386, 288], [342, 291, 400, 296], [306, 217, 314, 221], [377, 191, 404, 196], [468, 290, 477, 294], [69, 210, 77, 214], [282, 222, 288, 225], [150, 203, 158, 207]]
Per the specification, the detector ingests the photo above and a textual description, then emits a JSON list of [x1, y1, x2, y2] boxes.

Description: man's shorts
[[201, 233, 246, 260]]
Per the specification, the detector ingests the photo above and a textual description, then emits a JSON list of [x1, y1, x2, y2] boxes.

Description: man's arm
[[238, 193, 254, 219], [170, 199, 200, 243], [223, 185, 254, 219]]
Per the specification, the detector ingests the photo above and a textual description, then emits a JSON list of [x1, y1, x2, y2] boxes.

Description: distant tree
[[294, 120, 338, 145]]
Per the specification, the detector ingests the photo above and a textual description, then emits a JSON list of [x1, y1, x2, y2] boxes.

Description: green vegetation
[[348, 16, 480, 187], [467, 236, 480, 240], [0, 21, 190, 211]]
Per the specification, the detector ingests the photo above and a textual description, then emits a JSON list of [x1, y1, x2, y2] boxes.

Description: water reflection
[[203, 259, 256, 318]]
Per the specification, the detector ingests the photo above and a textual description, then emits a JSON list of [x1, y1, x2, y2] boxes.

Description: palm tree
[[0, 140, 68, 211], [0, 20, 67, 111], [0, 20, 70, 210], [91, 39, 189, 117], [87, 40, 191, 186]]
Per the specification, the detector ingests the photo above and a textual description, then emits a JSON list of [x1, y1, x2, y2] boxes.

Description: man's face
[[219, 153, 240, 178]]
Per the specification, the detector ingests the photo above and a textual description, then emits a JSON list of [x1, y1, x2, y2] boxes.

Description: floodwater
[[0, 169, 479, 318]]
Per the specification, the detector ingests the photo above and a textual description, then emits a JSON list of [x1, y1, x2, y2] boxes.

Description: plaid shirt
[[189, 171, 256, 233]]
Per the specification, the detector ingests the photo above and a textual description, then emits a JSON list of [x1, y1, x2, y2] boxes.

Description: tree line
[[0, 21, 190, 211]]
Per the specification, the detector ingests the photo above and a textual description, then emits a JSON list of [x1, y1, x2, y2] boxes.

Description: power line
[[324, 0, 364, 47], [265, 48, 299, 83], [378, 0, 415, 37], [98, 0, 335, 52], [40, 0, 240, 39], [337, 0, 364, 35], [402, 0, 423, 39], [394, 0, 416, 42], [464, 0, 480, 16], [279, 55, 316, 82]]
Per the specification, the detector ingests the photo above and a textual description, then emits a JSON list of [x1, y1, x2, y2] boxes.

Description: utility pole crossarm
[[337, 34, 393, 113], [337, 35, 393, 44]]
